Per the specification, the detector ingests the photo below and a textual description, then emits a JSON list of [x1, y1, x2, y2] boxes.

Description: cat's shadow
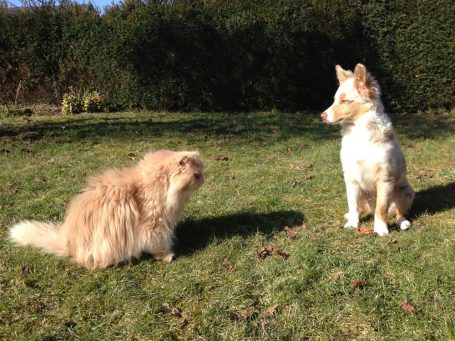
[[140, 182, 454, 262], [174, 210, 304, 257]]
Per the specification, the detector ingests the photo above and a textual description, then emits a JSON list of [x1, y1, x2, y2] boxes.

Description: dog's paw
[[344, 221, 359, 229], [344, 213, 359, 229], [374, 220, 389, 236], [397, 218, 411, 231]]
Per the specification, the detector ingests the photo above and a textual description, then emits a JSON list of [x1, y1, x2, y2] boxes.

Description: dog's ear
[[335, 65, 353, 84], [354, 63, 377, 99], [178, 155, 190, 167]]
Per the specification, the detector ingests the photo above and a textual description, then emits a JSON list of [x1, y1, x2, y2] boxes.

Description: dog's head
[[321, 63, 380, 124]]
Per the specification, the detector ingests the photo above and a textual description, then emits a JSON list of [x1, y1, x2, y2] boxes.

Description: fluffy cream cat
[[9, 150, 204, 269]]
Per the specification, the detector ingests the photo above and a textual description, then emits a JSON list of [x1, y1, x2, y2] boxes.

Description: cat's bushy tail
[[9, 221, 67, 256]]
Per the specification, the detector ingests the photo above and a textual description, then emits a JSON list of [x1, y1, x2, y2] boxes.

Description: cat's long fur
[[9, 150, 204, 269]]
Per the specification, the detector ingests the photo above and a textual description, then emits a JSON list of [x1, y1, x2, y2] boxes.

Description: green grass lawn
[[1, 110, 454, 340]]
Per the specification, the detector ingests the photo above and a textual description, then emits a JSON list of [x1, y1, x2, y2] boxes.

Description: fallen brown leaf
[[215, 155, 229, 161], [258, 246, 289, 260], [257, 247, 272, 260], [387, 238, 398, 245], [127, 152, 137, 158], [171, 307, 182, 317], [160, 303, 182, 317], [303, 173, 314, 181], [283, 226, 298, 239], [21, 265, 30, 276], [265, 305, 278, 317], [310, 235, 320, 241], [8, 184, 19, 194], [399, 300, 420, 314], [356, 226, 374, 236], [270, 246, 289, 260], [178, 318, 189, 329], [239, 309, 255, 320], [351, 280, 368, 289]]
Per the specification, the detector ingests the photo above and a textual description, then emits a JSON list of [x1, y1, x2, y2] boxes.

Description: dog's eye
[[341, 99, 353, 104]]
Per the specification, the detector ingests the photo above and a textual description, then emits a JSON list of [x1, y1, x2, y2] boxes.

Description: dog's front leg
[[344, 180, 360, 228], [374, 179, 394, 236]]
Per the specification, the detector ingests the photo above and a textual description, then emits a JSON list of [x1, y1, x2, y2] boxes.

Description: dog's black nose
[[320, 111, 328, 121]]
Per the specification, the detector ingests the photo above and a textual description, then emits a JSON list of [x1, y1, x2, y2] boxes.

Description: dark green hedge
[[0, 0, 454, 112]]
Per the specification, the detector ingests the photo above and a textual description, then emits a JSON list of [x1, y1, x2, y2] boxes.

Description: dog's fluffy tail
[[9, 221, 67, 257]]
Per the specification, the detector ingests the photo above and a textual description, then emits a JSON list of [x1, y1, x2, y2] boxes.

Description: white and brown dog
[[321, 63, 414, 236]]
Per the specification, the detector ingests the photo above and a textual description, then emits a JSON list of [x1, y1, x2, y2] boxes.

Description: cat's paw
[[162, 253, 175, 263], [154, 252, 175, 262]]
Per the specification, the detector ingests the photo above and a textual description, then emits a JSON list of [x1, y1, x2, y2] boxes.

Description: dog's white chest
[[340, 131, 385, 191]]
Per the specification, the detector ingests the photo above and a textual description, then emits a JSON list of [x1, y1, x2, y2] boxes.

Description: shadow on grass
[[393, 112, 455, 140], [175, 210, 304, 256], [1, 111, 453, 144], [0, 112, 339, 143], [410, 182, 455, 219]]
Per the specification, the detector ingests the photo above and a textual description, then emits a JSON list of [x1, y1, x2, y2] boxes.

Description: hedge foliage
[[0, 0, 454, 112]]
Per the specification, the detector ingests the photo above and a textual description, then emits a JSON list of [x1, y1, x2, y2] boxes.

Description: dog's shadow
[[174, 210, 304, 257], [410, 182, 455, 219]]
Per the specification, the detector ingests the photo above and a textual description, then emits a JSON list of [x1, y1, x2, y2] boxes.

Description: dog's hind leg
[[393, 181, 415, 230], [374, 178, 394, 236]]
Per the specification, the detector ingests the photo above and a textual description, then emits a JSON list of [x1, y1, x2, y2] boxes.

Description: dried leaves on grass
[[264, 305, 278, 317], [356, 226, 374, 236], [399, 300, 420, 314], [238, 309, 255, 320], [160, 303, 182, 317], [257, 246, 289, 260], [351, 280, 368, 289], [214, 155, 229, 161], [283, 226, 298, 239]]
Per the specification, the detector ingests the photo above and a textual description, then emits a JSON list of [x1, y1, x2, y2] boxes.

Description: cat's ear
[[178, 155, 190, 167]]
